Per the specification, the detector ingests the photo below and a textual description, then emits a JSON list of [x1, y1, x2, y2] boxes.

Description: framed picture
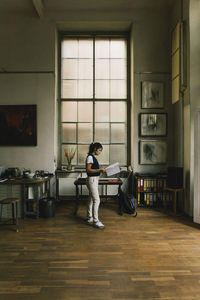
[[0, 105, 37, 146], [141, 81, 164, 108], [139, 140, 167, 165], [139, 113, 167, 137]]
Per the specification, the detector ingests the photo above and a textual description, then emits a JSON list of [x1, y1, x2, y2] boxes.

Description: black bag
[[118, 189, 137, 217]]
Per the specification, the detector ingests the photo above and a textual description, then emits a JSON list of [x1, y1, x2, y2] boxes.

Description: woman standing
[[86, 142, 105, 229]]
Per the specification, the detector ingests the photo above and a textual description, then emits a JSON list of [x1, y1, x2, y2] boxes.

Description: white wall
[[0, 14, 56, 173], [0, 73, 55, 172]]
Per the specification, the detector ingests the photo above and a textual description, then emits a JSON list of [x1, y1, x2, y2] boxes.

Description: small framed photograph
[[139, 113, 167, 137], [141, 81, 164, 108], [139, 140, 167, 165]]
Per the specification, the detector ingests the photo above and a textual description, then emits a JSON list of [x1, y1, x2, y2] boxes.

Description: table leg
[[164, 196, 167, 211], [0, 204, 2, 221], [12, 202, 15, 224], [16, 202, 19, 232], [22, 184, 26, 219], [74, 185, 79, 215], [173, 191, 177, 214], [34, 184, 40, 219], [56, 177, 59, 201]]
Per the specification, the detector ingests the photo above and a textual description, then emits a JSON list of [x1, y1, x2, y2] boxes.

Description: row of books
[[136, 177, 167, 193], [137, 192, 170, 206]]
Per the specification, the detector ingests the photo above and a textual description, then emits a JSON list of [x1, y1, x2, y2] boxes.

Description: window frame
[[58, 32, 130, 168]]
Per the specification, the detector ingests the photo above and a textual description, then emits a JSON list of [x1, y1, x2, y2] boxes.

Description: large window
[[60, 35, 128, 167]]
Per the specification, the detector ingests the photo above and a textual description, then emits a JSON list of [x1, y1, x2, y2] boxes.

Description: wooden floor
[[1, 200, 200, 300]]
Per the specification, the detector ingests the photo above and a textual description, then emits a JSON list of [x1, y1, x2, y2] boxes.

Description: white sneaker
[[93, 220, 105, 229], [86, 217, 93, 223]]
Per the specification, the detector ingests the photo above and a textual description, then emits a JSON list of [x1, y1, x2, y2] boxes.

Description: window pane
[[62, 144, 77, 165], [79, 59, 93, 79], [110, 59, 126, 80], [110, 102, 126, 122], [62, 102, 77, 122], [78, 123, 93, 143], [78, 102, 93, 122], [110, 39, 127, 58], [95, 80, 109, 98], [110, 144, 126, 165], [95, 102, 110, 122], [62, 59, 78, 79], [62, 39, 78, 58], [95, 123, 109, 143], [111, 123, 126, 143], [78, 145, 89, 165], [95, 59, 109, 79], [62, 123, 76, 143], [62, 80, 77, 98], [110, 80, 127, 98], [61, 36, 128, 167], [98, 145, 109, 165], [78, 39, 93, 58], [95, 39, 109, 58], [78, 80, 93, 98]]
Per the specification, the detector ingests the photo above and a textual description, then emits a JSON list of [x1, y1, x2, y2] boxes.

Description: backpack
[[118, 189, 137, 217]]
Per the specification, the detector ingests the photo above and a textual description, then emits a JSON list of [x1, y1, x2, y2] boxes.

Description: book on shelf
[[140, 178, 143, 191], [144, 193, 147, 204], [148, 178, 151, 192], [146, 179, 149, 191], [137, 179, 140, 192], [147, 193, 150, 205], [135, 173, 169, 207], [144, 179, 147, 191]]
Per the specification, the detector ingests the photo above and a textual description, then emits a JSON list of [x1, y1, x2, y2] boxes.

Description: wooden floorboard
[[0, 200, 200, 299]]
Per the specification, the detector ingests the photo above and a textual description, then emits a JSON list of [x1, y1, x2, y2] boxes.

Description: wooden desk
[[164, 187, 184, 214], [74, 177, 123, 215], [0, 176, 52, 218]]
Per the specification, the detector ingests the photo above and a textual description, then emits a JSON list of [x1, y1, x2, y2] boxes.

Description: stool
[[164, 187, 184, 214], [0, 198, 20, 232]]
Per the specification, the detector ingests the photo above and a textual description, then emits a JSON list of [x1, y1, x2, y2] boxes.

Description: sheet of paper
[[105, 162, 120, 176]]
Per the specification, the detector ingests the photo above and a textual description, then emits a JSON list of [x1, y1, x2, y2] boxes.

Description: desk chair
[[0, 198, 20, 232]]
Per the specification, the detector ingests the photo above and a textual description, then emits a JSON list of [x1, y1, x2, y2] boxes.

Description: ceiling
[[44, 0, 175, 11], [0, 0, 175, 15]]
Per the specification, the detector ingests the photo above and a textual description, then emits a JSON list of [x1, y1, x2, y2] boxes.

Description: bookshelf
[[134, 173, 169, 207]]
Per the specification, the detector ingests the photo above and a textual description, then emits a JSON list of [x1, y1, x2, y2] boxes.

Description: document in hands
[[105, 162, 120, 176]]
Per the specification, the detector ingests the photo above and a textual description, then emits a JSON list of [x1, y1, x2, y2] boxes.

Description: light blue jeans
[[86, 176, 100, 222]]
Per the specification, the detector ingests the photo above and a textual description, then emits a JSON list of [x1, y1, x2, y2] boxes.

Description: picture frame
[[141, 81, 164, 109], [139, 113, 167, 137], [139, 140, 167, 165], [0, 105, 37, 146]]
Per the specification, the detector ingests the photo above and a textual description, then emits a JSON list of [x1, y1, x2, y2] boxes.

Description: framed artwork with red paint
[[0, 105, 37, 146]]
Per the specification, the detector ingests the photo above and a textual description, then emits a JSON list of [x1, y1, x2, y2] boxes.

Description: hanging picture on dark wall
[[139, 113, 167, 137], [141, 81, 164, 108], [139, 140, 167, 164], [0, 105, 37, 146]]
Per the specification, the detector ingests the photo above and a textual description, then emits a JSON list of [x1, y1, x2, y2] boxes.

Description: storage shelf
[[135, 173, 169, 208]]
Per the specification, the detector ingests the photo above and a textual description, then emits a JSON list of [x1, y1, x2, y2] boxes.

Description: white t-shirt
[[86, 155, 94, 164]]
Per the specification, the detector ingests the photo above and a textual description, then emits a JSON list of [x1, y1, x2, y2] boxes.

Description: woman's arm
[[86, 163, 105, 174]]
